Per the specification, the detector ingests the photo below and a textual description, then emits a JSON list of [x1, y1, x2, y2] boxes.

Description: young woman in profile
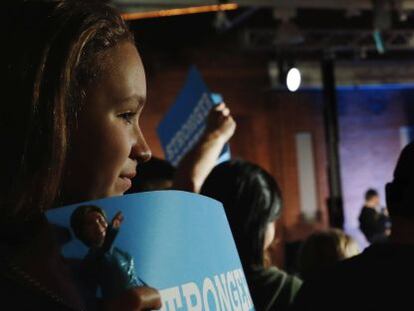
[[0, 1, 160, 310]]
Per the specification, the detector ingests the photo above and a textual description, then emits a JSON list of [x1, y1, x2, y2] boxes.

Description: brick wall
[[138, 44, 330, 266], [338, 87, 413, 247]]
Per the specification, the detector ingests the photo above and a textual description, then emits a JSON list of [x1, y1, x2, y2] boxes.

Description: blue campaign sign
[[157, 66, 230, 166], [47, 191, 254, 311]]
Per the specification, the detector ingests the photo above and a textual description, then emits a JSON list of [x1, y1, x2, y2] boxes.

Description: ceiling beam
[[113, 0, 414, 10]]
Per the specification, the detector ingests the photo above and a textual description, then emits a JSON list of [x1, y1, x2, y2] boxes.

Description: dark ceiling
[[129, 7, 414, 61]]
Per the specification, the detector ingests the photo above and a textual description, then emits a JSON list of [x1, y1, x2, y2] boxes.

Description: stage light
[[372, 0, 392, 54], [213, 10, 231, 31], [286, 67, 301, 92], [268, 61, 279, 89]]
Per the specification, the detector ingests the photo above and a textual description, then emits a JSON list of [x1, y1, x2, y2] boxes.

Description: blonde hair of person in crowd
[[298, 229, 360, 281]]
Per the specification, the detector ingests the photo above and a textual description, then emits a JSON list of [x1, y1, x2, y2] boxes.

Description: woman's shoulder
[[265, 266, 302, 293], [247, 266, 303, 310]]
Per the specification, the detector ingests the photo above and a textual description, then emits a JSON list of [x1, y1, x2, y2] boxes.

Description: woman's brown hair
[[0, 1, 134, 231]]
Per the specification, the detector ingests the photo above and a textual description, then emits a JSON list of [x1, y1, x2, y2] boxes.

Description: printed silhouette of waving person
[[70, 205, 143, 299]]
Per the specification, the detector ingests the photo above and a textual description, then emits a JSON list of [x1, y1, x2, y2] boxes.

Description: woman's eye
[[119, 112, 137, 124]]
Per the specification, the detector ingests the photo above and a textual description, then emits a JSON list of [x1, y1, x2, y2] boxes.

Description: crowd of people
[[0, 1, 411, 310]]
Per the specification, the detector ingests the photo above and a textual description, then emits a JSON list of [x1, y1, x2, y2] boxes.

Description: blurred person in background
[[359, 188, 390, 244], [201, 160, 302, 311], [297, 229, 360, 281], [128, 103, 236, 194]]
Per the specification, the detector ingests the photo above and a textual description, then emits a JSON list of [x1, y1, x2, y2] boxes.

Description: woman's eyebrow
[[119, 94, 146, 106]]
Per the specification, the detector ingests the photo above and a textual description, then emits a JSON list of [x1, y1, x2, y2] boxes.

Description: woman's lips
[[118, 171, 136, 192], [118, 176, 132, 192]]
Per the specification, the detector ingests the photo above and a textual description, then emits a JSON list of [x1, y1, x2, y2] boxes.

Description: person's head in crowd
[[0, 1, 151, 233], [71, 205, 108, 248], [297, 229, 360, 281], [127, 157, 175, 193], [364, 189, 380, 208], [386, 142, 414, 241], [201, 159, 282, 270]]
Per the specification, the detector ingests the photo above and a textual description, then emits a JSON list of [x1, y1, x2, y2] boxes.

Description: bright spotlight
[[286, 67, 301, 92]]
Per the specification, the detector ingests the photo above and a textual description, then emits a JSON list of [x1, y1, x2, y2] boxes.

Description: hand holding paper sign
[[103, 287, 162, 311], [174, 103, 236, 193], [205, 102, 236, 144], [157, 66, 231, 167]]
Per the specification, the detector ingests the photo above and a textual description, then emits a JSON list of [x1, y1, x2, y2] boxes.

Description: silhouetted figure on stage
[[359, 189, 390, 244]]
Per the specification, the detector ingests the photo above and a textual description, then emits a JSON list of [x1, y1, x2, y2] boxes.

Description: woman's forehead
[[87, 41, 146, 104]]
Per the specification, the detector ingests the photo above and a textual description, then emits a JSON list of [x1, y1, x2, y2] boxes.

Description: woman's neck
[[5, 218, 86, 310]]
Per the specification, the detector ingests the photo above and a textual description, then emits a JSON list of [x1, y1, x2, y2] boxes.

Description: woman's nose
[[130, 127, 151, 164]]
